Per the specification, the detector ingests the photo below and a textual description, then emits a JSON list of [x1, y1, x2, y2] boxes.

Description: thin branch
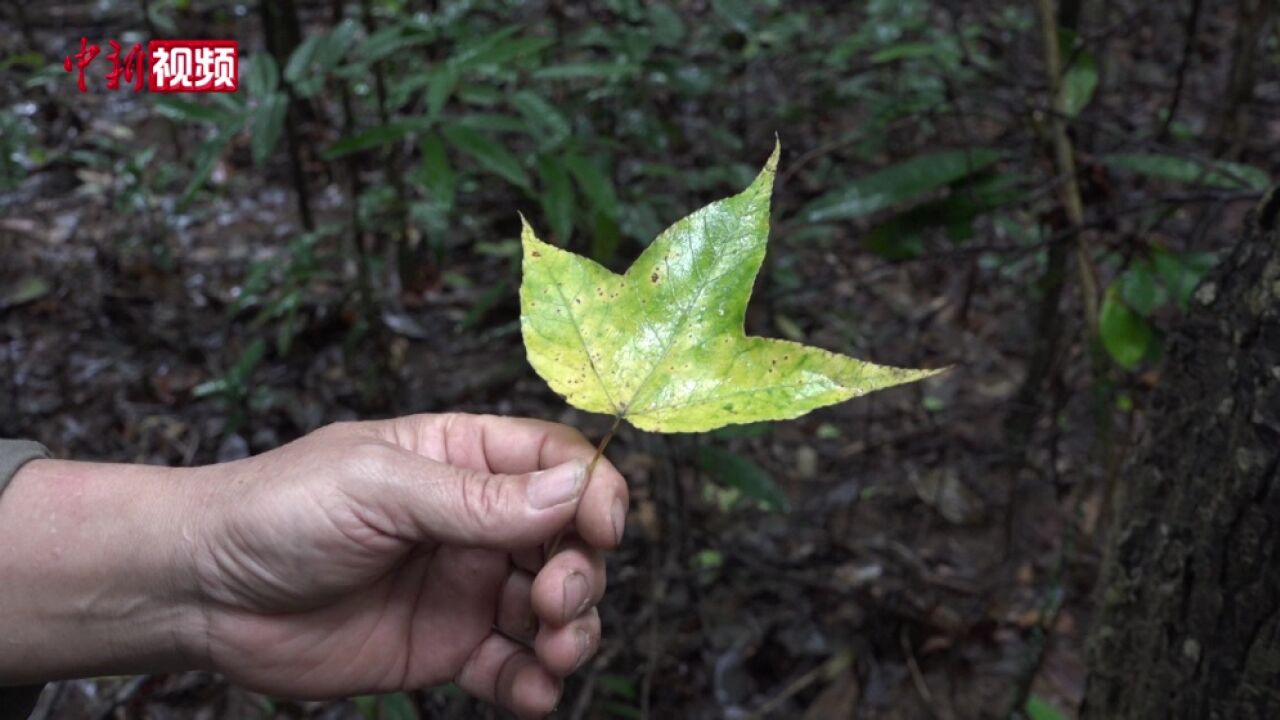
[[1161, 0, 1203, 139]]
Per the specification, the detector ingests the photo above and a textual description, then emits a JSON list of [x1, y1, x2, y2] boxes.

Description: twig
[[1034, 0, 1097, 338], [744, 649, 855, 719], [901, 628, 938, 719], [1160, 0, 1203, 139], [567, 641, 623, 720]]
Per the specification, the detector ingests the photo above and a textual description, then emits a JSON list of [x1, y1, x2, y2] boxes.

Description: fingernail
[[528, 461, 585, 510], [573, 627, 592, 671], [562, 571, 590, 622], [610, 496, 626, 545]]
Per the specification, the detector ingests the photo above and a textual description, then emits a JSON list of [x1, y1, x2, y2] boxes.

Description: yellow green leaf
[[519, 142, 942, 433]]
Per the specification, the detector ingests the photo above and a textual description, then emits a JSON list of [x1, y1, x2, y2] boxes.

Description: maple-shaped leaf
[[520, 143, 942, 433]]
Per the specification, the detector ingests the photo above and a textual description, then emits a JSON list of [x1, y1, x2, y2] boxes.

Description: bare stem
[[547, 415, 623, 557]]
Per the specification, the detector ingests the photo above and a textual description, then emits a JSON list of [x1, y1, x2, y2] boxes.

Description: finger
[[382, 414, 629, 549], [496, 569, 537, 642], [576, 454, 628, 550], [534, 607, 601, 677], [455, 633, 561, 719], [531, 535, 606, 626], [386, 413, 592, 472], [368, 445, 587, 550]]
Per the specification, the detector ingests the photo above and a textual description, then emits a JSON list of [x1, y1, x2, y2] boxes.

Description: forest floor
[[3, 1, 1277, 719]]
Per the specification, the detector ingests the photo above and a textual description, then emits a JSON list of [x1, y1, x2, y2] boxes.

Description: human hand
[[189, 414, 629, 717]]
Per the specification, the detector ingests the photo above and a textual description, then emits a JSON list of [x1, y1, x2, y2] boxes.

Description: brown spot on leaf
[[651, 271, 660, 283], [531, 250, 541, 257]]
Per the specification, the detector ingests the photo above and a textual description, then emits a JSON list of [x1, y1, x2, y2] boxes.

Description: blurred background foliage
[[0, 0, 1276, 718]]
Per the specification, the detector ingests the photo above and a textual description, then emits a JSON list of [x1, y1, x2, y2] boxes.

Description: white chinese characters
[[149, 42, 238, 92]]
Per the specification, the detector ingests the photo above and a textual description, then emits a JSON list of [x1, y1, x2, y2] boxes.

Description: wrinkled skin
[[191, 414, 628, 718]]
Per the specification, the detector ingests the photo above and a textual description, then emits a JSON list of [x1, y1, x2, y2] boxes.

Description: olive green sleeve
[[0, 439, 51, 720]]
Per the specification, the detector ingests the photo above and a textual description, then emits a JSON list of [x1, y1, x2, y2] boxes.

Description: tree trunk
[[1082, 193, 1280, 719]]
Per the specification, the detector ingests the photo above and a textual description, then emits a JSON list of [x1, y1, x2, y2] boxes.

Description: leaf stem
[[587, 414, 623, 476], [547, 414, 623, 558]]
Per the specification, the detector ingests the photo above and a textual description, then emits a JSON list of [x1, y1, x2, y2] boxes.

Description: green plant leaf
[[1119, 261, 1161, 316], [537, 155, 575, 243], [511, 90, 571, 148], [452, 29, 552, 70], [1100, 284, 1152, 370], [285, 20, 358, 96], [378, 692, 416, 720], [698, 446, 789, 511], [324, 119, 426, 160], [425, 67, 459, 119], [1153, 248, 1217, 309], [442, 125, 531, 190], [520, 144, 942, 433], [245, 53, 279, 98], [251, 93, 287, 166], [1059, 29, 1098, 117], [564, 153, 619, 220], [0, 275, 51, 309], [179, 121, 243, 207], [1103, 153, 1270, 190], [802, 149, 1002, 223], [862, 173, 1024, 260], [154, 96, 231, 124], [419, 132, 455, 210], [1025, 695, 1067, 720], [533, 62, 639, 80]]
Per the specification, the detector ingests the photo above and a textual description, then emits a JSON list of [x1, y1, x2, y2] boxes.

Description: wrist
[[0, 459, 212, 683]]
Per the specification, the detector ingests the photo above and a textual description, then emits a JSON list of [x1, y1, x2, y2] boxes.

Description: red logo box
[[147, 40, 239, 93]]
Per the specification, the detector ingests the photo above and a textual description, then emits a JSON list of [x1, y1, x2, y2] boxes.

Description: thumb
[[376, 453, 587, 549]]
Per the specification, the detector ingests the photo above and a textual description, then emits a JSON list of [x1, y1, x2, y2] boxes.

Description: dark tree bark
[[1082, 194, 1280, 719]]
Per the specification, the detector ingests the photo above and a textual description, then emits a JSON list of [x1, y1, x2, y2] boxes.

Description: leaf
[[244, 53, 279, 98], [1103, 153, 1270, 190], [425, 67, 459, 119], [1058, 29, 1098, 117], [802, 149, 1002, 223], [648, 3, 687, 47], [251, 93, 287, 166], [154, 96, 231, 124], [378, 693, 417, 720], [442, 125, 531, 190], [285, 20, 358, 96], [862, 173, 1023, 259], [1119, 261, 1160, 316], [533, 62, 639, 80], [564, 153, 619, 220], [698, 446, 790, 511], [1100, 284, 1152, 370], [324, 119, 425, 160], [537, 155, 575, 242], [419, 133, 455, 209], [511, 90, 572, 147], [520, 143, 942, 433], [453, 30, 552, 70], [870, 42, 943, 63], [1153, 248, 1217, 309], [0, 275, 51, 310], [1025, 696, 1067, 720], [179, 121, 243, 207]]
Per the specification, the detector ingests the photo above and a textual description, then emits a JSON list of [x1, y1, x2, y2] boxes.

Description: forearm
[[0, 459, 210, 684]]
